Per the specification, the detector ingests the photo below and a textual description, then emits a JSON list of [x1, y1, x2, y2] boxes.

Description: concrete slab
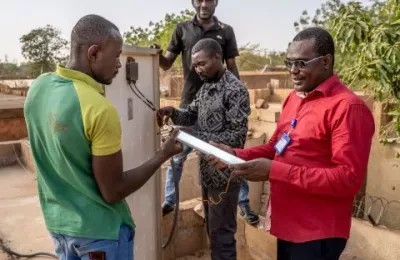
[[0, 93, 25, 110], [342, 218, 400, 260], [265, 102, 282, 112], [0, 80, 33, 89], [0, 165, 54, 260]]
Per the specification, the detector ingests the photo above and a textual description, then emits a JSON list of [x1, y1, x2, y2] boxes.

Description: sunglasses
[[284, 56, 325, 70]]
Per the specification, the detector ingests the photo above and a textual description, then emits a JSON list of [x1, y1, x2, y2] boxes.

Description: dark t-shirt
[[167, 16, 239, 108]]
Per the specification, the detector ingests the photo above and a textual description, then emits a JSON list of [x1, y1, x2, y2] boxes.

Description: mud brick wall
[[166, 72, 292, 98], [0, 108, 27, 142], [0, 83, 28, 96]]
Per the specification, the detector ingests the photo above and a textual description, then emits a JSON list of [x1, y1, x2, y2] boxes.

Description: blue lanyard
[[287, 119, 297, 136]]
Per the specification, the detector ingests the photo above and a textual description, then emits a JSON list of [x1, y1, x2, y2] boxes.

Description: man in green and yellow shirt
[[24, 14, 181, 260]]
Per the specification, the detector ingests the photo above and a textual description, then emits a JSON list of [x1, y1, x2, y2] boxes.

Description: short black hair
[[192, 38, 222, 58], [192, 0, 218, 4], [71, 14, 120, 50], [293, 27, 335, 65]]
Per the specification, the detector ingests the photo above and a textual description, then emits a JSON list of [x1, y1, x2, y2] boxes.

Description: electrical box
[[105, 45, 161, 260]]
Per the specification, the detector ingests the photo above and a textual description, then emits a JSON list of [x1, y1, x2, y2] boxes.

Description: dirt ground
[[177, 250, 211, 260], [0, 165, 54, 260]]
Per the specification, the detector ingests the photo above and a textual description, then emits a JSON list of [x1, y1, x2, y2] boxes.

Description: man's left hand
[[230, 158, 272, 182]]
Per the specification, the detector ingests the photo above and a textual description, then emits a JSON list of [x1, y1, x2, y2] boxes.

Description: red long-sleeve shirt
[[234, 75, 375, 243]]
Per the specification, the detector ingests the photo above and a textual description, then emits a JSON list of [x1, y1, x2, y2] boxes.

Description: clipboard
[[176, 130, 245, 165]]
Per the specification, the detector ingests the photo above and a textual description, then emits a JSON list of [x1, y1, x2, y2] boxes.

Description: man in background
[[153, 0, 259, 225]]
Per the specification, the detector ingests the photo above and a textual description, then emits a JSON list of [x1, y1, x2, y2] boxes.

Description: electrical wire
[[128, 82, 157, 112], [162, 157, 179, 249], [12, 143, 29, 174], [128, 81, 173, 138], [0, 244, 57, 259], [201, 175, 235, 206], [0, 146, 57, 259]]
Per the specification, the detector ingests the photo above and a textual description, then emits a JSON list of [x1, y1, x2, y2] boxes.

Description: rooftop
[[0, 93, 25, 110]]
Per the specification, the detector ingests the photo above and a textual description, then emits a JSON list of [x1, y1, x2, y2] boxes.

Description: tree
[[294, 0, 342, 32], [124, 9, 195, 72], [294, 0, 400, 156], [20, 25, 68, 76], [124, 10, 285, 72], [0, 62, 19, 78]]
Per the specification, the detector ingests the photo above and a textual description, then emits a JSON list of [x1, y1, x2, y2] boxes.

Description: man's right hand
[[149, 43, 163, 54], [206, 142, 235, 169], [156, 106, 175, 127], [160, 128, 183, 158]]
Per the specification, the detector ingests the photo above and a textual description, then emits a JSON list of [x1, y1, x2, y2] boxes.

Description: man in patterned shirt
[[153, 0, 259, 226], [157, 38, 250, 259]]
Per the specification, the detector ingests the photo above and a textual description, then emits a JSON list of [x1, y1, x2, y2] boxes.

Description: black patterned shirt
[[171, 70, 251, 189]]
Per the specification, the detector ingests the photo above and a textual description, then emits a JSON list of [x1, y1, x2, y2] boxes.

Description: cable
[[201, 175, 234, 206], [0, 242, 57, 259], [12, 143, 29, 174], [128, 82, 157, 111], [162, 158, 179, 248], [3, 145, 57, 258]]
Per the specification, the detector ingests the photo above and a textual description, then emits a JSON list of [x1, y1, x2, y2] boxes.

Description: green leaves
[[123, 9, 195, 71], [20, 25, 68, 77], [123, 9, 285, 72], [294, 0, 400, 155]]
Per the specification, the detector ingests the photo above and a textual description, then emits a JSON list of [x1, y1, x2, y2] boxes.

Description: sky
[[0, 0, 371, 63]]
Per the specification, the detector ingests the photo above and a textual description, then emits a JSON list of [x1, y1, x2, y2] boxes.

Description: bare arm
[[224, 26, 240, 79], [92, 149, 170, 204], [159, 51, 178, 71], [226, 58, 240, 80], [88, 102, 182, 204], [158, 24, 182, 71]]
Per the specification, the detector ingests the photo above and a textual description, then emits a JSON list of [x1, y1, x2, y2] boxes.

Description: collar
[[56, 65, 104, 94], [296, 92, 307, 98], [192, 15, 223, 30], [296, 74, 340, 98], [314, 74, 340, 97], [205, 69, 228, 91]]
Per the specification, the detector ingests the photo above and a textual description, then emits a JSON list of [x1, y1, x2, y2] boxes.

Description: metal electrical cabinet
[[105, 45, 161, 260]]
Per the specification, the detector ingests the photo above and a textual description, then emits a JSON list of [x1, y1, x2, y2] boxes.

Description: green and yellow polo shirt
[[24, 65, 134, 240]]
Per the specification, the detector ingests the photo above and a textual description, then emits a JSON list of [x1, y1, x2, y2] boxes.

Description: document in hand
[[176, 130, 245, 166]]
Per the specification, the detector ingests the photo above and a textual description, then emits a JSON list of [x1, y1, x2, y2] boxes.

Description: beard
[[199, 71, 218, 82]]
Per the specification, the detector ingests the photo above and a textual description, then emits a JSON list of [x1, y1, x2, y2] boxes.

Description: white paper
[[176, 130, 245, 165]]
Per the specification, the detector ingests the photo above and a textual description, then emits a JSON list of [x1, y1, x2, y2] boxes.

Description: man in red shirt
[[208, 27, 375, 259]]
